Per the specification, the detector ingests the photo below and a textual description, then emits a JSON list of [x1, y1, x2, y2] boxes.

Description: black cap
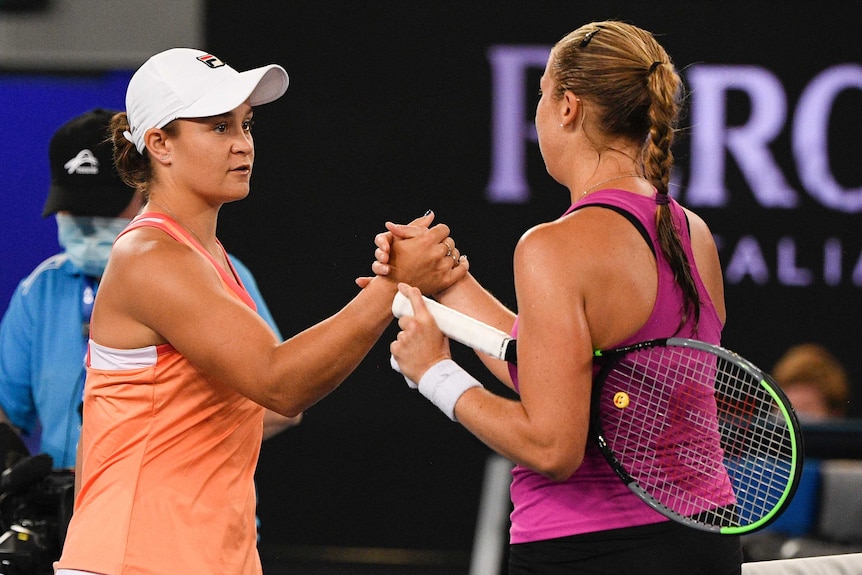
[[41, 108, 136, 218]]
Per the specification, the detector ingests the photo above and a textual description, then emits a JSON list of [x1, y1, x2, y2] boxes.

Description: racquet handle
[[392, 292, 516, 363]]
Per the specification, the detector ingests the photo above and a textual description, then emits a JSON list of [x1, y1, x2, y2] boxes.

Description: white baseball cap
[[123, 47, 289, 154]]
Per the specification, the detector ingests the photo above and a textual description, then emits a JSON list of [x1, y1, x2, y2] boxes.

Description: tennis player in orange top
[[55, 48, 465, 575]]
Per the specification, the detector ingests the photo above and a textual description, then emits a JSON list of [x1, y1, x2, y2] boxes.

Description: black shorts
[[508, 520, 742, 575]]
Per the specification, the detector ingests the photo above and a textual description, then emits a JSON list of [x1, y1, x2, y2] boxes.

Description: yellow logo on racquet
[[613, 391, 630, 409]]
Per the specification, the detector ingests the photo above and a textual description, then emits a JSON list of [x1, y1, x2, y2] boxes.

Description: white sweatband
[[390, 354, 418, 389], [416, 359, 483, 422]]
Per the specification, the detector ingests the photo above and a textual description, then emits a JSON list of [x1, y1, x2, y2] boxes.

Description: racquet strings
[[598, 344, 796, 530]]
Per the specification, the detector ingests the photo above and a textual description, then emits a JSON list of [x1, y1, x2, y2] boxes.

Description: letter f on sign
[[486, 45, 551, 204]]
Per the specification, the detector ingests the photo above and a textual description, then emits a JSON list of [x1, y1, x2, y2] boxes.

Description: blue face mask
[[56, 214, 131, 277]]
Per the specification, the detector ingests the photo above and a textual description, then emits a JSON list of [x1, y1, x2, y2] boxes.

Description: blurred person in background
[[772, 343, 851, 422]]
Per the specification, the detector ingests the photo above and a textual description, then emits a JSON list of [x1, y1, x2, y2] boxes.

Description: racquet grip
[[392, 292, 515, 362]]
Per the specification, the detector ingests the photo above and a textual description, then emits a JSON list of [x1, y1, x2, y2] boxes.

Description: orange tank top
[[57, 213, 266, 574]]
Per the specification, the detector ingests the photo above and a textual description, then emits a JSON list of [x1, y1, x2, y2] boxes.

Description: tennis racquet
[[392, 292, 803, 535]]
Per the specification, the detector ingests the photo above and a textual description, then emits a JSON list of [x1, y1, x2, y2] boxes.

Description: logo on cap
[[64, 149, 99, 175], [196, 54, 226, 69]]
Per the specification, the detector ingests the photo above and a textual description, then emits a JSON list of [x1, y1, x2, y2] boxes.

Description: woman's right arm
[[92, 224, 465, 416]]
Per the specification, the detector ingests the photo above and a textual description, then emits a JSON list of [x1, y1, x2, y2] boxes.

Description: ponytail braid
[[644, 62, 700, 334]]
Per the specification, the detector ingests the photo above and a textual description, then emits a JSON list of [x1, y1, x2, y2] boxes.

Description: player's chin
[[224, 185, 251, 202]]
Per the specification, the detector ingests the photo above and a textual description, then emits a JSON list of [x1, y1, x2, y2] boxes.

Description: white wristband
[[417, 359, 483, 422]]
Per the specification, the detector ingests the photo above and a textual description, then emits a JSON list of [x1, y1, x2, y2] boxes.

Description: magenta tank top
[[507, 189, 725, 544]]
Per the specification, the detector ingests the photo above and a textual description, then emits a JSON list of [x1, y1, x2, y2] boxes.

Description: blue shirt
[[0, 252, 281, 468]]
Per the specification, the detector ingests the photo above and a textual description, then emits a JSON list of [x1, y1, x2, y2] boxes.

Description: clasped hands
[[355, 210, 468, 295], [355, 211, 467, 387]]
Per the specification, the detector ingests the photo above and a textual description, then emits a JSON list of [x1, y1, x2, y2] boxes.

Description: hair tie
[[649, 61, 662, 75], [655, 193, 671, 205]]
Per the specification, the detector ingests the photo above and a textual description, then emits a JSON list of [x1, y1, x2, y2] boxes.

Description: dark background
[[1, 1, 860, 570]]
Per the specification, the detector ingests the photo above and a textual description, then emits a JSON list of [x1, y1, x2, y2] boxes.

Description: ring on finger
[[442, 241, 453, 257]]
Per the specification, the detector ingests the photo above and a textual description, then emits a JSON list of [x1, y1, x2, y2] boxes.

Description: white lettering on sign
[[687, 65, 796, 208], [485, 45, 549, 203], [792, 63, 862, 212], [718, 235, 862, 287], [485, 45, 861, 214]]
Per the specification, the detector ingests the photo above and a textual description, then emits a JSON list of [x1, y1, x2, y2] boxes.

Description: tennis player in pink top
[[55, 48, 466, 575], [380, 21, 742, 575]]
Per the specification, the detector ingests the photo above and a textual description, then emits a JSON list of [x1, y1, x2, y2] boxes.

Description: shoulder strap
[[569, 202, 656, 258]]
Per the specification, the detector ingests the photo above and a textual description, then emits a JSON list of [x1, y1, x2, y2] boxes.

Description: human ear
[[144, 128, 172, 164], [560, 90, 581, 128]]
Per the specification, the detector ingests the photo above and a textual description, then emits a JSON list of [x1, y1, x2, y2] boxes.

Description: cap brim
[[175, 64, 289, 120], [42, 184, 136, 218]]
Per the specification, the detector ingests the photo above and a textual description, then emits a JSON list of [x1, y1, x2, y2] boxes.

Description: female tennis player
[[381, 21, 742, 574], [55, 48, 466, 575]]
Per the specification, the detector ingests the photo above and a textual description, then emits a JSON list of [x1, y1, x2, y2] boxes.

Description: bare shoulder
[[517, 208, 614, 258], [513, 208, 645, 314], [516, 207, 653, 273], [105, 229, 203, 298], [516, 206, 663, 348], [108, 226, 169, 272], [94, 227, 226, 347]]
